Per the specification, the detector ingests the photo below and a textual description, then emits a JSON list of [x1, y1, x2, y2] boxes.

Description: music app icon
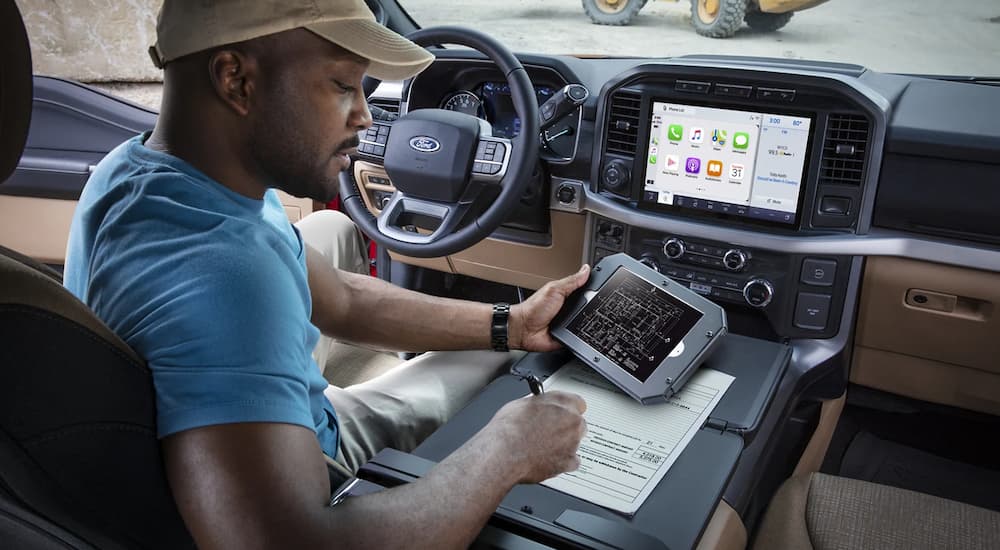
[[690, 127, 704, 143]]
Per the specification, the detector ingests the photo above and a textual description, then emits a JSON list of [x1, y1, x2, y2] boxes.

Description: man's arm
[[306, 245, 590, 352], [163, 391, 587, 549]]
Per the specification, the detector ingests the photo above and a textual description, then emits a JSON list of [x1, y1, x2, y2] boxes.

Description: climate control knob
[[743, 279, 775, 308], [639, 255, 661, 273], [662, 238, 686, 259], [723, 249, 748, 272]]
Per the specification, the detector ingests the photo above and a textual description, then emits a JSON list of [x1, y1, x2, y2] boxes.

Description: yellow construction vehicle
[[582, 0, 830, 37]]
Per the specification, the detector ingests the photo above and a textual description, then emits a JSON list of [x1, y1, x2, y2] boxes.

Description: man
[[63, 0, 589, 547]]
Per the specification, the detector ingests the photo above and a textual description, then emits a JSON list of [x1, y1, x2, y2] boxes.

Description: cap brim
[[306, 18, 434, 81]]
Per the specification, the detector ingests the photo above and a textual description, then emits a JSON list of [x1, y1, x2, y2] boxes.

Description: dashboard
[[360, 50, 1000, 348]]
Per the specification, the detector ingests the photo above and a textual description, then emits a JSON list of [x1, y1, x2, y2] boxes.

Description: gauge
[[440, 91, 485, 118]]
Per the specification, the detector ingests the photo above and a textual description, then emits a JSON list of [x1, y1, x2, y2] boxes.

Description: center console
[[589, 65, 879, 341], [353, 335, 792, 549]]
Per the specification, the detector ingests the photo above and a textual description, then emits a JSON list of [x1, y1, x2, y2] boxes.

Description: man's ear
[[207, 49, 256, 117]]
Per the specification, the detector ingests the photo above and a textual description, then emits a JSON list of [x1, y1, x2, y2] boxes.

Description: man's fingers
[[544, 390, 587, 414], [550, 264, 590, 297]]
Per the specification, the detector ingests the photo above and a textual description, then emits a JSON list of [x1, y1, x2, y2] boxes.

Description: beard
[[247, 93, 356, 203]]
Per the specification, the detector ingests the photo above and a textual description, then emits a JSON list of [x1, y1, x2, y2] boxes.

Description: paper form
[[539, 359, 735, 515]]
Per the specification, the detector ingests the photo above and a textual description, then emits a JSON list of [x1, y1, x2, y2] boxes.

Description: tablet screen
[[566, 267, 704, 382]]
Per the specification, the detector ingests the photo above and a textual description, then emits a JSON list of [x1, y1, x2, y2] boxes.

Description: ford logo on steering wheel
[[409, 136, 441, 153]]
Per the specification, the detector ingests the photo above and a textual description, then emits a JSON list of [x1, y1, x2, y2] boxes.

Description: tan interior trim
[[0, 191, 313, 265], [792, 393, 846, 477], [696, 500, 747, 550], [852, 346, 1000, 416], [852, 256, 1000, 414], [275, 190, 315, 223], [451, 210, 586, 290], [352, 162, 587, 289], [0, 195, 76, 264]]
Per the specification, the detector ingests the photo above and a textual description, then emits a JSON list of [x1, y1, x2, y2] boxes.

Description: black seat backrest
[[0, 2, 193, 547]]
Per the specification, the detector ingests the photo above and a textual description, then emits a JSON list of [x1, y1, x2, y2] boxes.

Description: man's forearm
[[319, 270, 507, 352], [328, 427, 520, 548]]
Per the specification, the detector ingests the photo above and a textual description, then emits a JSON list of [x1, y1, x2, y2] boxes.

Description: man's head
[[150, 0, 432, 202]]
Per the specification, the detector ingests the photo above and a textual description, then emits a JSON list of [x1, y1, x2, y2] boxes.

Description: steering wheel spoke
[[376, 191, 471, 245], [357, 121, 392, 161], [470, 137, 513, 184]]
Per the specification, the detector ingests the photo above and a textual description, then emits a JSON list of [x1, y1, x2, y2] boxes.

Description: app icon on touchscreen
[[733, 132, 750, 150], [685, 157, 701, 174], [668, 124, 684, 142]]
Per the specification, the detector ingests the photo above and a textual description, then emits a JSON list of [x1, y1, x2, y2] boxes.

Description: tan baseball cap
[[148, 0, 435, 81]]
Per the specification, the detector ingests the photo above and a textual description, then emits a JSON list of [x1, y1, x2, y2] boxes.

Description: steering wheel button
[[377, 125, 389, 136], [373, 145, 385, 156], [375, 134, 387, 145], [488, 163, 502, 175]]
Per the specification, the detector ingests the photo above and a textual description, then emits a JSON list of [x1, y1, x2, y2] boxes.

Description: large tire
[[690, 0, 747, 38], [582, 0, 644, 26], [745, 10, 793, 32]]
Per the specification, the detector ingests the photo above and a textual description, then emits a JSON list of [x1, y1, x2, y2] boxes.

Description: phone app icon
[[690, 127, 704, 143], [707, 160, 723, 177], [685, 157, 701, 174], [648, 154, 657, 165], [667, 124, 684, 142], [733, 132, 750, 150], [711, 129, 728, 147], [665, 154, 680, 172], [730, 163, 745, 180]]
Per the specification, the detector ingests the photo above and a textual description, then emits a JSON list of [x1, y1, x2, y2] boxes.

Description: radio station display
[[641, 101, 812, 225]]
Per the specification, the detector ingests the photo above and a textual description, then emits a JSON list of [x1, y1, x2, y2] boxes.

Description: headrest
[[0, 0, 33, 183]]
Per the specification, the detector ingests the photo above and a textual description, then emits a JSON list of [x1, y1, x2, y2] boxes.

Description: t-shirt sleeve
[[92, 219, 318, 438]]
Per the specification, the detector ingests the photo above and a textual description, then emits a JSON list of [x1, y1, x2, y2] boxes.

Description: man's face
[[247, 31, 372, 202]]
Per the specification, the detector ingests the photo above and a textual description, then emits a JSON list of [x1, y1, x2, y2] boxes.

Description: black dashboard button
[[757, 87, 796, 102], [715, 84, 752, 98], [675, 80, 711, 94], [801, 259, 837, 287], [794, 293, 832, 330]]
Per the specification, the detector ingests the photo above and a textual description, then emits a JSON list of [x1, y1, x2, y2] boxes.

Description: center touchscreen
[[641, 101, 812, 225], [566, 266, 703, 383]]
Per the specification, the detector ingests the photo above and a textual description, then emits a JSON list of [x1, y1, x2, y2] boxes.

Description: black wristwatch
[[491, 302, 510, 352]]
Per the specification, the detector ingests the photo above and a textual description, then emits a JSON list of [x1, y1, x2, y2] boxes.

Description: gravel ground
[[402, 0, 1000, 76]]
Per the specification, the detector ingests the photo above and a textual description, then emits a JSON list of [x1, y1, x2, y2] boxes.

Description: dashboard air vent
[[606, 90, 641, 156], [369, 97, 400, 115], [820, 114, 869, 186]]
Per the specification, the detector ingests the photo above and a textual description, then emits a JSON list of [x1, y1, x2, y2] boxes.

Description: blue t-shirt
[[64, 134, 339, 457]]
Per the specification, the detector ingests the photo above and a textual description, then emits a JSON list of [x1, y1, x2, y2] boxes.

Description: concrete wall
[[16, 0, 162, 83]]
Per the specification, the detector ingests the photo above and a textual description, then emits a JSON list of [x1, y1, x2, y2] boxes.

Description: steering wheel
[[339, 27, 539, 259]]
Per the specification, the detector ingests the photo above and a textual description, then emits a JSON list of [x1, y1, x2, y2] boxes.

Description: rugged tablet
[[552, 253, 728, 404]]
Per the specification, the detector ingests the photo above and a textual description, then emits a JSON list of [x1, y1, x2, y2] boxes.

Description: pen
[[526, 374, 544, 396]]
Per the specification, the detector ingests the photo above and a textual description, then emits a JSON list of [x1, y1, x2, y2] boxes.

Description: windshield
[[401, 0, 1000, 76]]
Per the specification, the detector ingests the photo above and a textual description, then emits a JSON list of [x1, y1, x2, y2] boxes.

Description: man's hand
[[510, 265, 590, 352], [480, 391, 588, 483]]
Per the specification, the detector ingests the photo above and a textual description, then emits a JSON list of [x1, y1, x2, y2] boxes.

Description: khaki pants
[[294, 210, 517, 478]]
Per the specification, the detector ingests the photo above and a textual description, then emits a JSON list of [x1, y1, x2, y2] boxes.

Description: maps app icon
[[711, 129, 728, 147]]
